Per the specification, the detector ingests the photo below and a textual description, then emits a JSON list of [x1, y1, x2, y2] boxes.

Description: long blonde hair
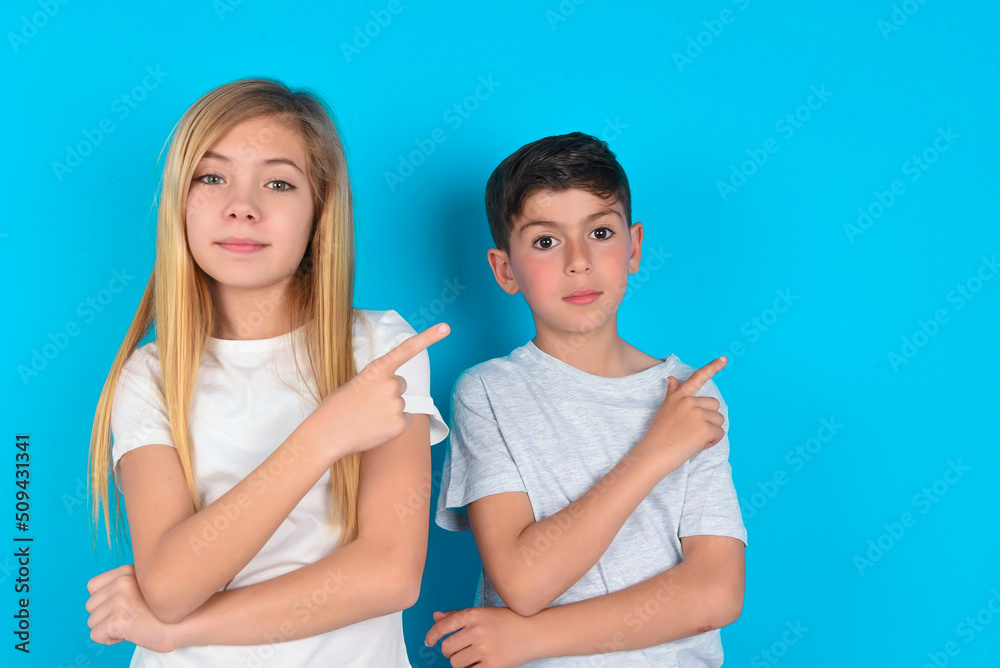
[[89, 78, 360, 548]]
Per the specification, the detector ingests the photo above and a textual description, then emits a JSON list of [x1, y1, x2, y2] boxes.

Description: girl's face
[[186, 115, 315, 301]]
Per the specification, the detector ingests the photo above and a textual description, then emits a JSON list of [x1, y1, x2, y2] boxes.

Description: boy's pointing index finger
[[379, 323, 451, 373], [679, 356, 728, 394]]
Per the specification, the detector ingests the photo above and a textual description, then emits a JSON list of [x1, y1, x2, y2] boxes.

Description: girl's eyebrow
[[200, 150, 305, 176]]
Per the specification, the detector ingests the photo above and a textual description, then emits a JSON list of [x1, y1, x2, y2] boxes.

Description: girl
[[85, 78, 449, 666]]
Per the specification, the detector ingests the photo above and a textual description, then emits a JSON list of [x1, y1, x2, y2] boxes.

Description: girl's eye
[[194, 172, 224, 185], [192, 173, 295, 192], [533, 236, 559, 250], [590, 227, 614, 241], [267, 180, 295, 192]]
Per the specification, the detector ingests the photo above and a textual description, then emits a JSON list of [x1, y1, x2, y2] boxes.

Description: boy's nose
[[565, 242, 592, 274]]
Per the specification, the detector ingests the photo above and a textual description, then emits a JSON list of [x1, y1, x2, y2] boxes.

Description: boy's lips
[[563, 289, 602, 305]]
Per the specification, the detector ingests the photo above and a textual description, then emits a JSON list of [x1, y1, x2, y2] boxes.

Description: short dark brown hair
[[485, 131, 631, 252]]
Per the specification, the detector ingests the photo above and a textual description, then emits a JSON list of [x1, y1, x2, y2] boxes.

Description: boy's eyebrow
[[200, 150, 306, 176], [517, 208, 622, 235]]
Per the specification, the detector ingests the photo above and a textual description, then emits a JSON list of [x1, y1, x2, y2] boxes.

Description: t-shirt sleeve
[[677, 378, 748, 546], [435, 370, 527, 532], [371, 310, 449, 446], [109, 346, 176, 489]]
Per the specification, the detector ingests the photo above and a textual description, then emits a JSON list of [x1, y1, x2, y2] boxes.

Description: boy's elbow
[[709, 579, 744, 628], [492, 577, 549, 617], [505, 598, 545, 618]]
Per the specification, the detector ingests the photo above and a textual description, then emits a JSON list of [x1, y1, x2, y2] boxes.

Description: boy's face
[[488, 188, 642, 341]]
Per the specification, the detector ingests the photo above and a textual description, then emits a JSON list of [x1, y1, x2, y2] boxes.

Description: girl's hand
[[295, 323, 450, 459], [425, 607, 537, 668], [86, 565, 178, 653]]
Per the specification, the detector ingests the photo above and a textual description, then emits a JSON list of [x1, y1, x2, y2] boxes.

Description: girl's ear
[[487, 247, 520, 295]]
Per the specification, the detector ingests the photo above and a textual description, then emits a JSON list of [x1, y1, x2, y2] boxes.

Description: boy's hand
[[294, 323, 450, 460], [425, 608, 537, 668], [638, 356, 728, 475]]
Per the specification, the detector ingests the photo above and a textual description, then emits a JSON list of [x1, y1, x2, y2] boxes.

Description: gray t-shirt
[[436, 341, 747, 667]]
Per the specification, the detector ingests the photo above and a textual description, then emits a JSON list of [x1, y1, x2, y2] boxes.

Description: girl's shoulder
[[121, 340, 161, 379], [351, 308, 420, 365], [352, 308, 417, 343]]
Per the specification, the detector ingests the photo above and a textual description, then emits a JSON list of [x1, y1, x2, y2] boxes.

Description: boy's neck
[[532, 322, 663, 378]]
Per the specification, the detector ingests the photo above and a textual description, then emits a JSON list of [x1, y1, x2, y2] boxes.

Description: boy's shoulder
[[454, 343, 727, 406], [453, 343, 534, 393], [665, 355, 726, 400]]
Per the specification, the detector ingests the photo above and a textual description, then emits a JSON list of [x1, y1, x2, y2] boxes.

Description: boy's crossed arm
[[426, 533, 744, 667], [428, 357, 744, 665], [465, 356, 728, 617]]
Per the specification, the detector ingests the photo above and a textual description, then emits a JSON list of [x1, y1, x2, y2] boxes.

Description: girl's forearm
[[137, 430, 336, 622], [169, 534, 420, 646], [166, 416, 434, 646]]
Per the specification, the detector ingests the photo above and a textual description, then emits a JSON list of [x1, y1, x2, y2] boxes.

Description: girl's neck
[[211, 283, 299, 341]]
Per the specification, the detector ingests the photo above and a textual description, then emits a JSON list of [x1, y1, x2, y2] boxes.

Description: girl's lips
[[217, 242, 268, 254], [563, 291, 601, 305]]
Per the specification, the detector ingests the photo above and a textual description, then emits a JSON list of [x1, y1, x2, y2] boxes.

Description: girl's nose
[[225, 187, 261, 221]]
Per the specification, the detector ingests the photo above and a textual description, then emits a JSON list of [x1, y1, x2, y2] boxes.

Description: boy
[[428, 132, 747, 666]]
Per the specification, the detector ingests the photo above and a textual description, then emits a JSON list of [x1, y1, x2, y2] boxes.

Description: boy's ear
[[628, 221, 644, 274], [487, 247, 520, 295]]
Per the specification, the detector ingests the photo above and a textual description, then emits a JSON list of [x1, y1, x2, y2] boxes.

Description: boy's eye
[[590, 227, 614, 241], [533, 236, 559, 250]]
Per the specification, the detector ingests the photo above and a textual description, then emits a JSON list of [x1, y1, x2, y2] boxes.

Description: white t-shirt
[[110, 309, 448, 667]]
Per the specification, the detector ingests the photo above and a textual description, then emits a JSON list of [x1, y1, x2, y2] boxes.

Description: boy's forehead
[[514, 188, 625, 228]]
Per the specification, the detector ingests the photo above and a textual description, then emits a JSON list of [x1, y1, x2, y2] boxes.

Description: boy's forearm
[[523, 554, 740, 661], [492, 445, 682, 614], [171, 534, 420, 647]]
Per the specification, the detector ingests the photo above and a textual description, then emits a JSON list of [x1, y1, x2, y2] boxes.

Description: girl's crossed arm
[[92, 325, 446, 626], [87, 415, 433, 649]]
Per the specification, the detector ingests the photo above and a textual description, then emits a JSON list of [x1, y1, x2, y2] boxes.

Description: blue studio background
[[3, 1, 998, 666]]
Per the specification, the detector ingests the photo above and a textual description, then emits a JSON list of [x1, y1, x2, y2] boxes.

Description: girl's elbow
[[144, 590, 190, 624], [396, 578, 421, 610], [381, 554, 424, 611], [137, 573, 194, 624]]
